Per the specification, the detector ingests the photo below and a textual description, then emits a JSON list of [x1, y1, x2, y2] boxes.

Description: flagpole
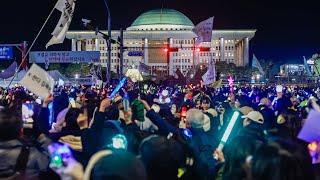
[[6, 2, 57, 89]]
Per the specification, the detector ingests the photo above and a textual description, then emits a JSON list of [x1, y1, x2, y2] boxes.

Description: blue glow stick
[[48, 102, 53, 126], [123, 93, 130, 111], [249, 90, 254, 97], [217, 111, 240, 151], [109, 77, 127, 99]]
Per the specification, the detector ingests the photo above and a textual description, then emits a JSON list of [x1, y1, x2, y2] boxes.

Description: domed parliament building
[[66, 9, 256, 76]]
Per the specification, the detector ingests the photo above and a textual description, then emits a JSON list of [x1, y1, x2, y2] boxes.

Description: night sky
[[1, 0, 319, 64]]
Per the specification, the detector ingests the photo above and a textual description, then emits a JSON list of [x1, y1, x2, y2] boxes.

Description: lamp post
[[103, 0, 112, 85]]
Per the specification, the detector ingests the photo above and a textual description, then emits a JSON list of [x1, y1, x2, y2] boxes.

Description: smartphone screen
[[48, 143, 73, 169], [22, 101, 34, 128]]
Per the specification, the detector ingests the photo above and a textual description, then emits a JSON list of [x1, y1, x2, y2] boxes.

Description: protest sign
[[20, 63, 54, 99]]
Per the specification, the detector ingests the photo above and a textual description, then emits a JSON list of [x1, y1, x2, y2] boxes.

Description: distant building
[[280, 61, 317, 77], [66, 9, 256, 76], [279, 64, 306, 76]]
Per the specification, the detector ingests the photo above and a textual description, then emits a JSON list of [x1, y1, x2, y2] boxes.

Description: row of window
[[174, 65, 192, 69], [172, 52, 234, 57], [173, 59, 191, 63], [85, 39, 237, 46], [150, 66, 167, 70], [135, 28, 189, 31], [172, 39, 236, 45]]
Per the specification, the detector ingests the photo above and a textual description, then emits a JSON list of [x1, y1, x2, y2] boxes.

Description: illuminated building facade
[[66, 9, 256, 76]]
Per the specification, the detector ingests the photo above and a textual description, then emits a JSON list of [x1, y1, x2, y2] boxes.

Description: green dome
[[131, 9, 194, 27]]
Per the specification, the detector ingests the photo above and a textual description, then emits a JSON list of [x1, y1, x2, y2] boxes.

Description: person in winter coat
[[0, 107, 50, 178], [258, 97, 276, 130]]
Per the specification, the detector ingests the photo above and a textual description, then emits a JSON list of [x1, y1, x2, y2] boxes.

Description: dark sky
[[1, 0, 319, 64]]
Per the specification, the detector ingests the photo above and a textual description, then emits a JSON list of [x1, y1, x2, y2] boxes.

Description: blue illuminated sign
[[0, 46, 13, 59], [128, 51, 143, 56]]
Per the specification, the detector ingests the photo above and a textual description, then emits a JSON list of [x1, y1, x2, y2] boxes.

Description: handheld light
[[182, 128, 192, 140], [217, 111, 240, 151], [123, 93, 130, 112], [110, 134, 128, 150], [109, 77, 127, 99]]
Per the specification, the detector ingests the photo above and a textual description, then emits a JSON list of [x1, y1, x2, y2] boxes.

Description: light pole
[[103, 0, 112, 85]]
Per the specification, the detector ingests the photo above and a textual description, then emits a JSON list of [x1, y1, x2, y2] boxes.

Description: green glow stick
[[217, 111, 240, 151]]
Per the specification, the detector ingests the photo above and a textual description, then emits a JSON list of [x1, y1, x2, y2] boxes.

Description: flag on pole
[[193, 17, 214, 45], [252, 54, 265, 75], [303, 56, 312, 76], [202, 60, 216, 85], [46, 0, 76, 48]]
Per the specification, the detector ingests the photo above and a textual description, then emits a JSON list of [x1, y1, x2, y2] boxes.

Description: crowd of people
[[0, 80, 319, 180]]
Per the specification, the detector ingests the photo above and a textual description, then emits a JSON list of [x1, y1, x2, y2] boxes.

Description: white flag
[[46, 0, 76, 48], [193, 17, 214, 45], [202, 60, 216, 85], [252, 54, 265, 75]]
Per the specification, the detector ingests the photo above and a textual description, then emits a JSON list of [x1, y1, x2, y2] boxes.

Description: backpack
[[0, 145, 30, 180]]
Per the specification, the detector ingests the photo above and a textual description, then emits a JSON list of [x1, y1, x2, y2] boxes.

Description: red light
[[164, 48, 169, 52], [196, 48, 200, 52], [181, 106, 187, 117]]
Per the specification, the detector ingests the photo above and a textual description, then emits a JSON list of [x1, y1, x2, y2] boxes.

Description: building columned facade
[[66, 9, 256, 76]]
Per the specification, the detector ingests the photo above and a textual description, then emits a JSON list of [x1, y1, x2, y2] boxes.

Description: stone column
[[243, 37, 249, 66], [220, 37, 225, 62], [144, 38, 148, 64], [77, 40, 82, 51], [95, 38, 100, 51], [237, 40, 243, 66], [71, 39, 76, 51]]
